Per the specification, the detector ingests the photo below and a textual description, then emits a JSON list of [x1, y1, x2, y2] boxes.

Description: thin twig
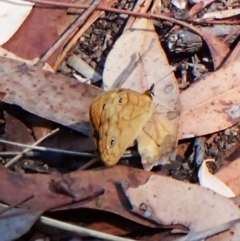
[[0, 139, 94, 157], [0, 194, 34, 215], [39, 216, 138, 241], [20, 0, 179, 23], [23, 0, 240, 25], [35, 0, 102, 68], [5, 128, 60, 168], [0, 139, 137, 158], [21, 0, 216, 41], [78, 157, 98, 170]]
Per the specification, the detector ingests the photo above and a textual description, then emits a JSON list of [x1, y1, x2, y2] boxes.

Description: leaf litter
[[1, 0, 240, 240]]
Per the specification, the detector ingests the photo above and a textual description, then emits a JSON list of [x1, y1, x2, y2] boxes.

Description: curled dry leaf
[[124, 175, 240, 240], [180, 61, 240, 139], [198, 159, 236, 198], [0, 57, 101, 136], [103, 18, 180, 170]]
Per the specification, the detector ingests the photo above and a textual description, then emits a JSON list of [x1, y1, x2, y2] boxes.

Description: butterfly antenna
[[154, 66, 176, 87], [149, 84, 155, 96]]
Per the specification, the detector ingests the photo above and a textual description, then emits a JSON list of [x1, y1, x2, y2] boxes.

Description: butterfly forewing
[[96, 89, 154, 166]]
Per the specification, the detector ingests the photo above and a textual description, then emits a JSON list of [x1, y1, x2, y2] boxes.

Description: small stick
[[5, 128, 60, 168], [0, 139, 95, 157], [39, 215, 138, 241], [22, 0, 240, 25], [0, 139, 137, 158], [0, 194, 34, 215], [78, 157, 99, 170], [21, 0, 217, 36], [35, 0, 102, 68]]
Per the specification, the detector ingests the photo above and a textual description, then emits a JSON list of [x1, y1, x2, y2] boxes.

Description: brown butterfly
[[89, 87, 154, 166]]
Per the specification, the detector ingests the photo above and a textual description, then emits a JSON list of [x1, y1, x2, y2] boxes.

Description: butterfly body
[[89, 88, 154, 166]]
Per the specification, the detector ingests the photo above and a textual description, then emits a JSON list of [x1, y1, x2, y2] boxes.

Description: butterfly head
[[144, 84, 155, 98]]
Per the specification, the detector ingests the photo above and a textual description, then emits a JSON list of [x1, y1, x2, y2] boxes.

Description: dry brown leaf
[[0, 165, 102, 211], [103, 18, 180, 170], [0, 165, 158, 228], [180, 61, 240, 139], [0, 57, 101, 136], [124, 175, 240, 240]]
